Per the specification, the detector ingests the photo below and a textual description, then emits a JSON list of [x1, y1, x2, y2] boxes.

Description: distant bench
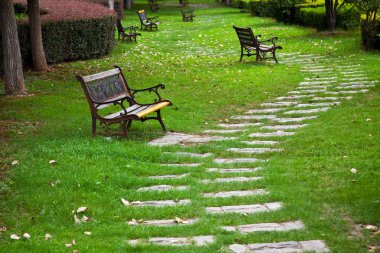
[[77, 66, 172, 137]]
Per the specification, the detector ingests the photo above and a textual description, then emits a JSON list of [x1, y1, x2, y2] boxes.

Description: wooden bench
[[116, 19, 141, 42], [137, 10, 160, 30], [233, 25, 282, 63], [77, 66, 172, 137], [147, 0, 159, 12], [180, 7, 195, 22]]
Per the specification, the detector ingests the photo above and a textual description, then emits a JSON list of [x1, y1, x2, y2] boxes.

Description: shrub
[[361, 18, 380, 50], [0, 0, 116, 71], [250, 0, 275, 17]]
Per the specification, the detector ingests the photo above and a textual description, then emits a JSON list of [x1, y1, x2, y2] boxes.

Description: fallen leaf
[[121, 198, 130, 206], [365, 225, 378, 231], [73, 250, 79, 253], [350, 168, 357, 174], [45, 233, 52, 240], [65, 243, 72, 248], [81, 216, 91, 222], [128, 219, 138, 225], [23, 233, 31, 239], [76, 207, 87, 213], [11, 234, 20, 240], [84, 231, 92, 236], [72, 239, 76, 245], [49, 160, 57, 165], [74, 215, 81, 224], [175, 217, 184, 224], [0, 226, 7, 232], [11, 160, 19, 166]]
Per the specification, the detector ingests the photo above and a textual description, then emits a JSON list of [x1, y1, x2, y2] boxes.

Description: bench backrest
[[137, 10, 148, 22], [233, 26, 258, 49], [77, 66, 131, 111], [115, 19, 124, 33]]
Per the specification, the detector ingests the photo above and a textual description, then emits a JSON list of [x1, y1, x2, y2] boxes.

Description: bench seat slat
[[136, 101, 171, 118]]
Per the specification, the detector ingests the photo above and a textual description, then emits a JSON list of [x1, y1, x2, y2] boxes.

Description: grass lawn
[[0, 1, 379, 252]]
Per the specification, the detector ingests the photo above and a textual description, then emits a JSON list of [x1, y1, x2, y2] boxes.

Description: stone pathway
[[130, 55, 378, 251]]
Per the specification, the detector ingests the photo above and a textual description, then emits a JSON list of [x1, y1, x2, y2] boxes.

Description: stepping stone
[[249, 131, 295, 137], [275, 95, 315, 100], [123, 199, 191, 207], [183, 136, 238, 144], [231, 115, 277, 120], [304, 77, 337, 81], [287, 90, 323, 94], [246, 108, 284, 114], [206, 167, 263, 173], [206, 202, 282, 214], [271, 116, 318, 123], [341, 71, 365, 74], [202, 189, 268, 198], [341, 77, 368, 81], [148, 132, 196, 146], [128, 218, 199, 226], [218, 123, 263, 129], [222, 220, 305, 233], [344, 73, 366, 77], [261, 102, 298, 107], [203, 129, 244, 134], [311, 96, 352, 101], [261, 124, 307, 130], [297, 85, 330, 89], [335, 84, 374, 89], [229, 240, 329, 253], [283, 107, 330, 115], [324, 89, 368, 94], [299, 81, 334, 85], [340, 81, 371, 85], [161, 163, 201, 167], [128, 235, 215, 246], [163, 152, 213, 158], [214, 158, 266, 164], [201, 176, 263, 183], [295, 102, 340, 108], [137, 185, 188, 192], [148, 173, 189, 179], [242, 140, 279, 145], [227, 148, 283, 154]]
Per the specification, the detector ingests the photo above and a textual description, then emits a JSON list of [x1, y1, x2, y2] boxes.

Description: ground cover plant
[[0, 0, 379, 252]]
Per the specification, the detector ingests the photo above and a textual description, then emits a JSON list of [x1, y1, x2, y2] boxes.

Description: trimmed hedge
[[361, 19, 380, 50], [0, 0, 116, 71]]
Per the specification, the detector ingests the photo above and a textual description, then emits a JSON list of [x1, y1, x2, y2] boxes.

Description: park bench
[[180, 7, 195, 22], [147, 0, 159, 12], [77, 66, 172, 137], [179, 0, 189, 8], [137, 10, 160, 30], [233, 25, 282, 63], [116, 19, 141, 42]]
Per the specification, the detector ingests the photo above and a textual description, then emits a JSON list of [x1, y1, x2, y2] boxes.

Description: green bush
[[231, 0, 249, 9], [250, 0, 275, 17], [361, 18, 380, 50]]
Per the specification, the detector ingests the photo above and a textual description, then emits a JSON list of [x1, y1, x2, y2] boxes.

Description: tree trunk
[[27, 0, 48, 71], [108, 0, 114, 10], [325, 0, 336, 30], [125, 0, 132, 9], [0, 0, 27, 95]]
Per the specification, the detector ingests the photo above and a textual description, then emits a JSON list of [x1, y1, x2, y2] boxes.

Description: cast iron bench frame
[[116, 19, 141, 42], [137, 10, 160, 30]]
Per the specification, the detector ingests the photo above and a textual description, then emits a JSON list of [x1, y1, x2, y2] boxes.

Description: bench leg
[[240, 48, 243, 62], [157, 110, 166, 132], [121, 121, 128, 138], [273, 50, 278, 63], [127, 120, 133, 131], [92, 116, 97, 136]]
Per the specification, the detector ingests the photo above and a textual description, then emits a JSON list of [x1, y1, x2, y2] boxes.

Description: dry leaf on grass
[[74, 215, 81, 224], [45, 233, 52, 240], [84, 231, 92, 236], [350, 168, 357, 174], [49, 160, 57, 165], [23, 233, 31, 239], [175, 217, 184, 224], [11, 160, 19, 166], [0, 226, 7, 232], [10, 234, 20, 240], [76, 207, 88, 213], [365, 225, 378, 231], [121, 198, 130, 206], [81, 216, 91, 222]]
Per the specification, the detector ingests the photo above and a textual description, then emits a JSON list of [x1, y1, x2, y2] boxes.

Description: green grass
[[1, 1, 380, 252]]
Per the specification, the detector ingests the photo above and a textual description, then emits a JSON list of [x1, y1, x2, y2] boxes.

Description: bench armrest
[[258, 36, 279, 46], [131, 83, 165, 102], [147, 16, 158, 22], [94, 96, 134, 113]]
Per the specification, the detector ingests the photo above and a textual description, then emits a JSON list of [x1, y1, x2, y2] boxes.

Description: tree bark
[[325, 0, 337, 30], [125, 0, 132, 10], [27, 0, 48, 71], [0, 0, 27, 95]]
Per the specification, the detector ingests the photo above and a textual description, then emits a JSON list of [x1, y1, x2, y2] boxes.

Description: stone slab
[[242, 140, 280, 145], [183, 136, 238, 144], [297, 85, 330, 89], [283, 107, 330, 115], [295, 102, 340, 108], [311, 96, 353, 101], [202, 189, 268, 198], [218, 123, 263, 129], [231, 115, 277, 120], [204, 129, 244, 134], [161, 163, 201, 167], [206, 202, 282, 214], [275, 95, 315, 101], [137, 185, 188, 192], [324, 89, 368, 94], [227, 148, 283, 154], [125, 199, 191, 207], [163, 152, 213, 158], [148, 132, 237, 146], [261, 124, 307, 130], [246, 108, 284, 114], [201, 176, 263, 183], [335, 84, 374, 89], [249, 131, 295, 137], [303, 77, 337, 81], [206, 167, 263, 173], [214, 158, 267, 164], [148, 173, 189, 179], [229, 240, 329, 253], [271, 116, 318, 123], [128, 235, 215, 246], [299, 81, 334, 85], [287, 90, 324, 94], [128, 218, 199, 226], [261, 102, 298, 107], [222, 220, 304, 233]]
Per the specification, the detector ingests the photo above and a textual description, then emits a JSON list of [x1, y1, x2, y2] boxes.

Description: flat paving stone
[[249, 131, 295, 137], [297, 85, 330, 89], [222, 220, 305, 233], [304, 77, 337, 81], [206, 167, 263, 173], [261, 124, 308, 130], [183, 136, 238, 144], [204, 129, 244, 134], [218, 123, 263, 129], [201, 176, 263, 183], [214, 158, 267, 164], [299, 81, 334, 85], [335, 84, 374, 89], [246, 108, 284, 114], [311, 96, 353, 101], [163, 152, 213, 158], [229, 240, 329, 253], [283, 107, 330, 115], [124, 199, 191, 207], [128, 235, 215, 246], [148, 132, 237, 146], [261, 102, 298, 107], [287, 90, 324, 94], [128, 218, 198, 226], [295, 102, 340, 108], [202, 189, 268, 198], [341, 77, 368, 81], [339, 80, 371, 85], [137, 185, 189, 192], [231, 115, 277, 120], [206, 202, 282, 214], [324, 89, 369, 94], [147, 173, 189, 179], [227, 148, 283, 154], [161, 163, 201, 167], [271, 116, 318, 123], [275, 95, 315, 100], [242, 140, 280, 145]]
